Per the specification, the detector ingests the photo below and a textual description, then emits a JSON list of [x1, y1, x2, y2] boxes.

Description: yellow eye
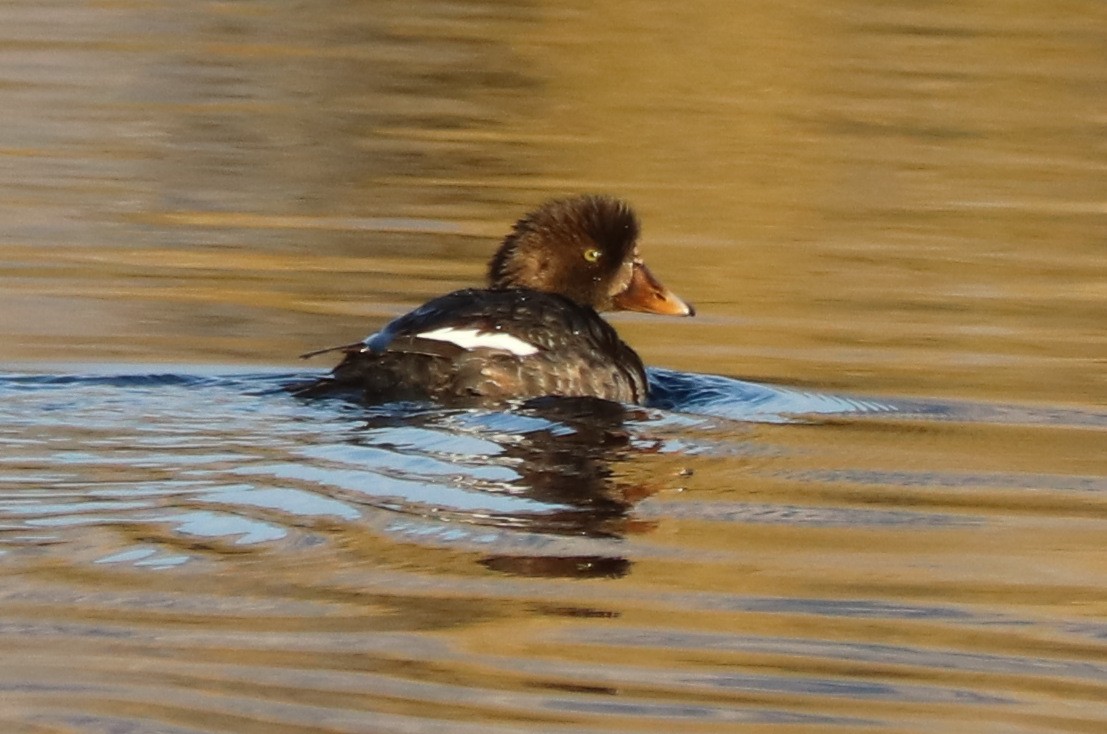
[[583, 248, 602, 263]]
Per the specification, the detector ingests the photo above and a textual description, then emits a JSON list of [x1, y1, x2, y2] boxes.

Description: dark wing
[[294, 288, 647, 403], [298, 289, 496, 360]]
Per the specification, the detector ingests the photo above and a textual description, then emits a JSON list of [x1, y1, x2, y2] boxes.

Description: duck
[[293, 194, 694, 405]]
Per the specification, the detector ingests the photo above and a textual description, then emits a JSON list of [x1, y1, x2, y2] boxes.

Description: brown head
[[487, 195, 694, 316]]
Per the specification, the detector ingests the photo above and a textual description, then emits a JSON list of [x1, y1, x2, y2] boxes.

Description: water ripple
[[1, 368, 1105, 732]]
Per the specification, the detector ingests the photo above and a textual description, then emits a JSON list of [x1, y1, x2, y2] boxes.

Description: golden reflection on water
[[0, 0, 1102, 405], [0, 1, 1106, 733]]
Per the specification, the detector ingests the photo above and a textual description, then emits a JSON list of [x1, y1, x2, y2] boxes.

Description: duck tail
[[298, 341, 364, 360]]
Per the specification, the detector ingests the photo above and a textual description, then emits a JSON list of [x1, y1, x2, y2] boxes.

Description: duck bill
[[612, 262, 695, 316]]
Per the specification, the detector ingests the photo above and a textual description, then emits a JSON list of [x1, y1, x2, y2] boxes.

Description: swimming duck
[[295, 195, 694, 405]]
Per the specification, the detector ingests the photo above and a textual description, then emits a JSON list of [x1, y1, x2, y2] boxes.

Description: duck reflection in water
[[340, 395, 683, 580]]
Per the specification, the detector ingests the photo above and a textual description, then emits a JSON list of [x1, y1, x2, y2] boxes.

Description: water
[[1, 1, 1105, 732], [2, 369, 1104, 732]]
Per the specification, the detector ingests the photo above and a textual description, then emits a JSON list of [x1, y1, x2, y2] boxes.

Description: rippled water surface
[[2, 1, 1105, 732]]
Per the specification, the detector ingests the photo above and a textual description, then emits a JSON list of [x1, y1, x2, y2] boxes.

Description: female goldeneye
[[295, 195, 693, 404]]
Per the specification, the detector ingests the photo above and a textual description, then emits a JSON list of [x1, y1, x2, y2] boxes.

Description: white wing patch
[[415, 327, 538, 356]]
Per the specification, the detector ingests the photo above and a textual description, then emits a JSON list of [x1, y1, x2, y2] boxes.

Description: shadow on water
[[339, 396, 659, 580]]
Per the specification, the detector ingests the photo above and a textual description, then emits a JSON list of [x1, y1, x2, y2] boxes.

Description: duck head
[[487, 195, 695, 316]]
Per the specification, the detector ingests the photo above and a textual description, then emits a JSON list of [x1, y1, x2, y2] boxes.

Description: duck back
[[295, 289, 648, 405]]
